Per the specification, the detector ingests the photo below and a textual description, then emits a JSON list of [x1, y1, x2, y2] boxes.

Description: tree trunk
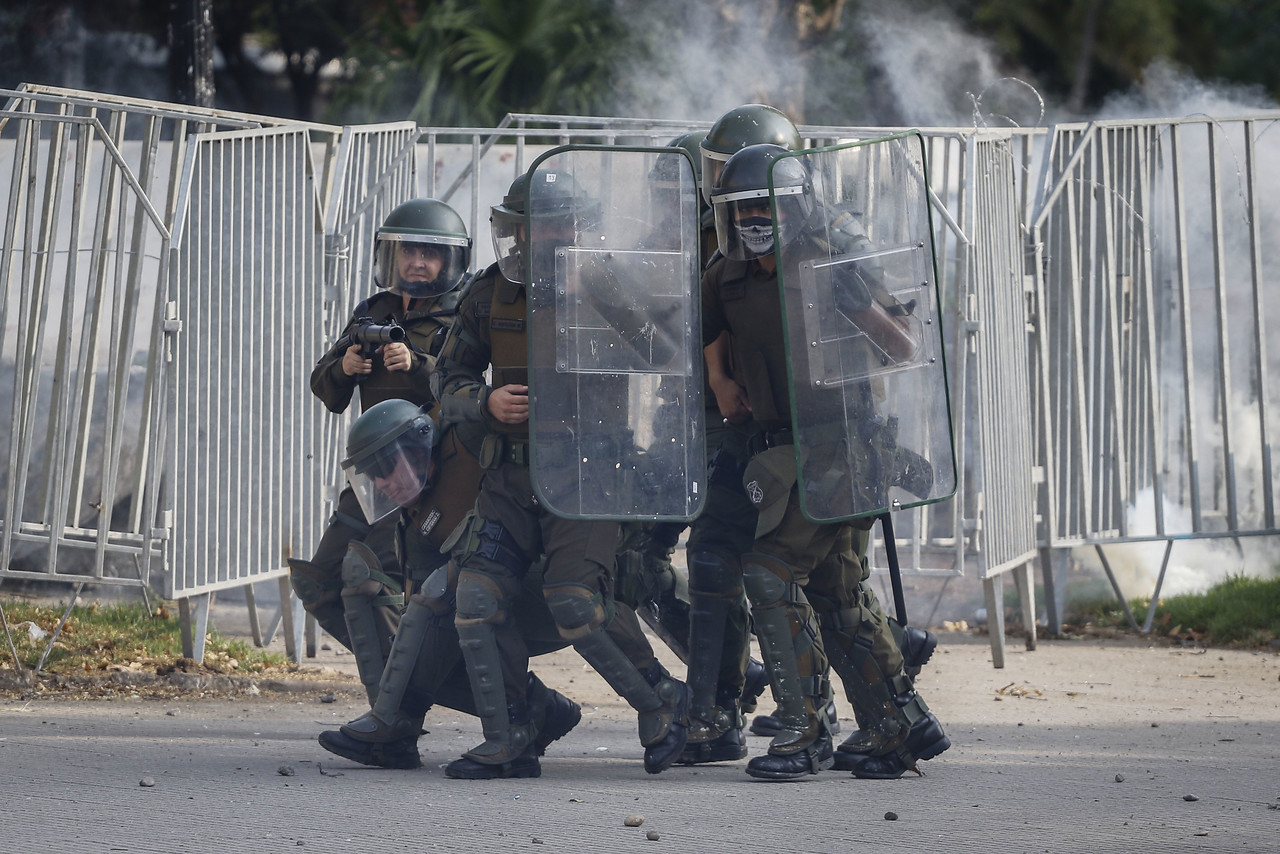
[[1067, 0, 1100, 116], [169, 0, 215, 108]]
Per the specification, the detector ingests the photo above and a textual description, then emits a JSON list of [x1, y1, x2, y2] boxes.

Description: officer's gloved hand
[[830, 260, 874, 318]]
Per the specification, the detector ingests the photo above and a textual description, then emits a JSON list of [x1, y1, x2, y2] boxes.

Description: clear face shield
[[700, 148, 731, 206], [342, 436, 433, 524], [712, 185, 808, 261], [374, 233, 469, 298], [490, 207, 526, 284]]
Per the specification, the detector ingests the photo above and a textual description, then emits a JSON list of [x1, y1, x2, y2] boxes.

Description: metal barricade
[[6, 89, 1276, 673], [0, 86, 336, 666], [1028, 116, 1280, 635]]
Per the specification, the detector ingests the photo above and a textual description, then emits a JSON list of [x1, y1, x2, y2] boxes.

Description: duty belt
[[749, 424, 853, 455], [748, 426, 794, 455], [480, 434, 531, 468], [503, 438, 530, 466]]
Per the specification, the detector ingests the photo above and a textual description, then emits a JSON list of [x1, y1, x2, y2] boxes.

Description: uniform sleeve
[[432, 276, 496, 427], [309, 328, 358, 414], [700, 263, 727, 348]]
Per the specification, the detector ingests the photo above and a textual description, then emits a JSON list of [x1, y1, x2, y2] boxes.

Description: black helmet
[[700, 104, 802, 205], [651, 131, 705, 188], [710, 143, 812, 261], [341, 399, 438, 522], [373, 198, 471, 298], [490, 168, 600, 283]]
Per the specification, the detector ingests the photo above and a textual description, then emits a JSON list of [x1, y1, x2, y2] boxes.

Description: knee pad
[[414, 562, 459, 616], [455, 572, 506, 626], [742, 557, 791, 608], [287, 558, 340, 609], [341, 542, 400, 599], [543, 583, 607, 641]]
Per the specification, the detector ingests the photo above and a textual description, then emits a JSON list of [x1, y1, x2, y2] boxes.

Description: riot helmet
[[490, 167, 600, 283], [700, 104, 802, 205], [341, 399, 438, 523], [650, 131, 705, 196], [646, 132, 704, 240], [373, 198, 471, 298], [710, 143, 813, 261]]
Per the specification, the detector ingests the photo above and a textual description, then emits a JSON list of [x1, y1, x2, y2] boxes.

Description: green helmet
[[700, 104, 802, 205], [710, 143, 812, 261], [341, 399, 438, 522], [374, 198, 471, 298], [651, 131, 706, 187], [490, 168, 600, 283]]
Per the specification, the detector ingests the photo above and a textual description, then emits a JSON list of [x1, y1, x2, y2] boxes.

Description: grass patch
[[1065, 574, 1280, 647], [0, 600, 291, 675]]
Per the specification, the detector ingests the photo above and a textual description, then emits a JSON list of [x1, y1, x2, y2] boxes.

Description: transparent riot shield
[[773, 133, 957, 523], [525, 146, 704, 520]]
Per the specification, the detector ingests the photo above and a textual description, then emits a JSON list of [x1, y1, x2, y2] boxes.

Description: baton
[[878, 511, 908, 626]]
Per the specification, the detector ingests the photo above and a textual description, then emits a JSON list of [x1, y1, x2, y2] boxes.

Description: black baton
[[878, 511, 908, 626]]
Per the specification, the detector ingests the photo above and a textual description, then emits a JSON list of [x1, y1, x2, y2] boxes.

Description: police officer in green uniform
[[314, 400, 582, 770], [431, 171, 690, 780], [289, 198, 470, 704], [704, 143, 949, 780], [669, 106, 812, 763]]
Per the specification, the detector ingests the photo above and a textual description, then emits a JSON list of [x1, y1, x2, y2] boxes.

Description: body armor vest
[[486, 276, 528, 438]]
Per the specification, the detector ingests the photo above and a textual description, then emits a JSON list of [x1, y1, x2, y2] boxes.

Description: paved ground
[[2, 616, 1278, 854]]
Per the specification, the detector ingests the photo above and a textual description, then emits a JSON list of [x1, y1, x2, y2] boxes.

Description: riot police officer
[[431, 170, 690, 780], [315, 399, 581, 770], [289, 198, 470, 703], [704, 143, 949, 780]]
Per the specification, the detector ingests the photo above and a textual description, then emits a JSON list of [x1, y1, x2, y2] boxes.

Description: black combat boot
[[641, 663, 690, 774], [317, 729, 422, 769], [738, 658, 769, 715], [900, 625, 938, 678], [527, 673, 582, 755], [445, 702, 542, 780], [445, 742, 541, 779], [750, 699, 840, 737], [829, 704, 885, 770], [744, 727, 834, 781], [849, 709, 950, 779], [677, 685, 748, 764]]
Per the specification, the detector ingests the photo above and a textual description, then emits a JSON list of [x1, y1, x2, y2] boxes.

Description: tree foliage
[[328, 0, 624, 126], [969, 0, 1276, 115], [2, 0, 1277, 125]]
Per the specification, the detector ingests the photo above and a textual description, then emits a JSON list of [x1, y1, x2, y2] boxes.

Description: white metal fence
[[1027, 116, 1280, 635], [3, 87, 1277, 670]]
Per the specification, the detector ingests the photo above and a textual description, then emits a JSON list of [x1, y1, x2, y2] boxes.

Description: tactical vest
[[400, 425, 484, 578], [486, 276, 528, 438]]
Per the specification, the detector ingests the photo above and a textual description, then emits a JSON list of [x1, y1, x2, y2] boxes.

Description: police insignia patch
[[420, 509, 442, 537]]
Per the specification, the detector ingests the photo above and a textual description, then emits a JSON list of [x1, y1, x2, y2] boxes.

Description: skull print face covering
[[735, 215, 775, 255]]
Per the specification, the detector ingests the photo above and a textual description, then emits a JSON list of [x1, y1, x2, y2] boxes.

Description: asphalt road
[[2, 629, 1277, 854]]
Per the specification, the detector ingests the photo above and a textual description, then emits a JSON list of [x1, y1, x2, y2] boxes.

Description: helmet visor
[[342, 439, 432, 523], [374, 233, 469, 298], [490, 207, 526, 283], [701, 148, 732, 206], [712, 185, 807, 261]]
